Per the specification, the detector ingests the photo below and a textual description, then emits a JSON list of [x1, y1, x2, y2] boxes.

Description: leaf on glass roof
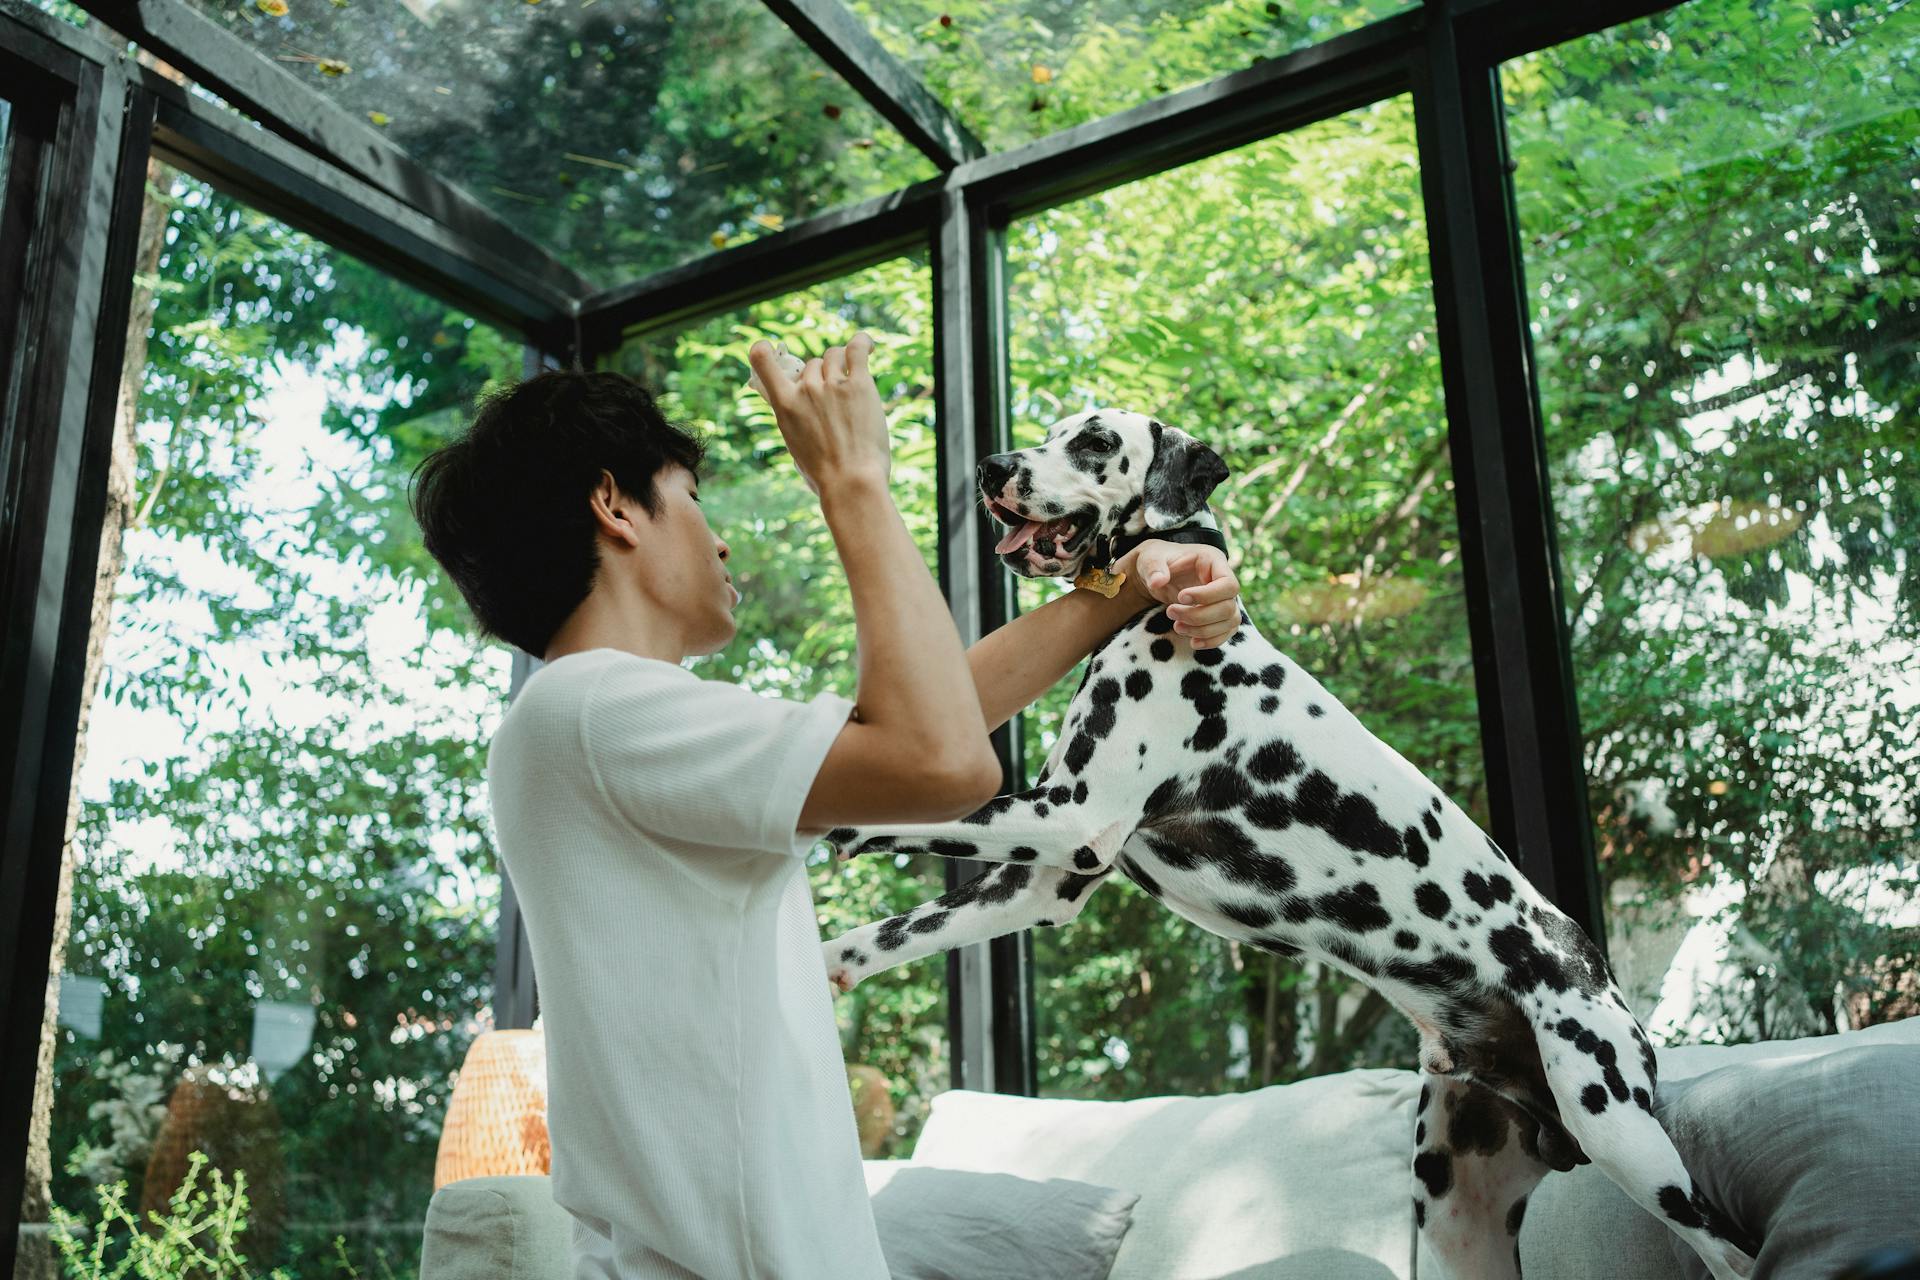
[[750, 213, 784, 231], [823, 104, 842, 120], [368, 110, 390, 126], [711, 231, 729, 249], [1032, 64, 1053, 84], [317, 57, 350, 76], [255, 0, 288, 16], [939, 14, 952, 27]]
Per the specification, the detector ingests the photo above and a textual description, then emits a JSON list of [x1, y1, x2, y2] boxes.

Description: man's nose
[[977, 454, 1013, 494]]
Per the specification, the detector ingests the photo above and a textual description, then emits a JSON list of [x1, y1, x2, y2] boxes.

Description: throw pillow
[[1658, 1042, 1920, 1280], [863, 1163, 1139, 1280]]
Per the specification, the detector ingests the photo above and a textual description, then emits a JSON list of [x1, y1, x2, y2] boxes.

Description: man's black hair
[[409, 368, 707, 658]]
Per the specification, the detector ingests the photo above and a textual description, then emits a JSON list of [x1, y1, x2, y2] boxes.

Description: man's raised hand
[[749, 333, 890, 499]]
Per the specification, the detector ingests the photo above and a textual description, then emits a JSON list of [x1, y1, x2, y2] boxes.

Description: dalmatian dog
[[818, 408, 1757, 1280]]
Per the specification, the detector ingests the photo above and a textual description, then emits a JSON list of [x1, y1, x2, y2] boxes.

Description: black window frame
[[0, 0, 1702, 1260]]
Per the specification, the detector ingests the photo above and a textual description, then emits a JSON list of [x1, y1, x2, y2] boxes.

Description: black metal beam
[[1454, 0, 1691, 64], [0, 55, 148, 1279], [147, 72, 574, 351], [931, 185, 1032, 1095], [71, 0, 591, 302], [948, 7, 1424, 221], [576, 177, 943, 350], [756, 0, 983, 168], [1411, 5, 1607, 947]]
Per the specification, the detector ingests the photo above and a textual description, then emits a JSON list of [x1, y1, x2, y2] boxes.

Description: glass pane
[[177, 0, 937, 287], [605, 255, 951, 1155], [38, 161, 516, 1274], [845, 0, 1413, 152], [1504, 0, 1919, 1043], [1006, 95, 1482, 1098]]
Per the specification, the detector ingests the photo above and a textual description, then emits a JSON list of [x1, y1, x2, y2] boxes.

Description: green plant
[[49, 1150, 293, 1280]]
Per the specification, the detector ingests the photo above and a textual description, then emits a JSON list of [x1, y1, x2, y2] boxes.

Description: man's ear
[[1142, 420, 1228, 529]]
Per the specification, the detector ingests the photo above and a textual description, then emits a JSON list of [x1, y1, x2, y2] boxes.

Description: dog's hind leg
[[822, 786, 1141, 874], [1527, 995, 1756, 1280], [1414, 1073, 1551, 1280], [821, 862, 1114, 993]]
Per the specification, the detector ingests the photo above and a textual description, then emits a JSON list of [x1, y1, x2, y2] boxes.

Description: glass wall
[[1005, 96, 1486, 1097], [41, 162, 516, 1277], [1505, 0, 1919, 1041], [605, 254, 952, 1155]]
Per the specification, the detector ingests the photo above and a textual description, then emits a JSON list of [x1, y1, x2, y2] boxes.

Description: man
[[409, 333, 1242, 1278]]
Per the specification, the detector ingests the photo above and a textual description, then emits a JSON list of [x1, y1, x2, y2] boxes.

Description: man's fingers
[[1178, 573, 1239, 606], [847, 331, 873, 377], [823, 344, 848, 382], [802, 355, 825, 387]]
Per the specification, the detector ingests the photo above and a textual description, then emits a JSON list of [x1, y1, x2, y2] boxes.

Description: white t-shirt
[[485, 647, 891, 1280]]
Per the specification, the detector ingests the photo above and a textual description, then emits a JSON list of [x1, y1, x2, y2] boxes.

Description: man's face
[[623, 463, 738, 656]]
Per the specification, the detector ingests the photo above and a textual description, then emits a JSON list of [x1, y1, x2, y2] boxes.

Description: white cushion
[[909, 1069, 1422, 1280]]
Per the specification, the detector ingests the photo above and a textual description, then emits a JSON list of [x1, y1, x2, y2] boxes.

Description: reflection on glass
[[174, 0, 934, 285], [42, 162, 515, 1275], [1505, 0, 1919, 1043], [845, 0, 1412, 151], [1007, 96, 1482, 1098], [605, 255, 951, 1154]]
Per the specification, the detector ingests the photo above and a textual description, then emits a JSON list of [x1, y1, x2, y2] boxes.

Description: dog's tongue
[[994, 518, 1042, 555]]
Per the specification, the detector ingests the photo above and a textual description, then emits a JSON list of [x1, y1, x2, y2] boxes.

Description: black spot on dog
[[1413, 1151, 1453, 1199], [1489, 925, 1570, 994], [1117, 854, 1163, 898], [1535, 907, 1612, 996], [928, 838, 979, 859], [1197, 764, 1247, 810], [1422, 811, 1442, 841], [1413, 1198, 1426, 1229], [1393, 930, 1419, 950], [1150, 638, 1175, 661], [1194, 645, 1224, 668], [1415, 882, 1451, 919], [1291, 770, 1407, 862], [1463, 871, 1498, 909], [826, 826, 858, 842], [1580, 1083, 1608, 1114], [1323, 934, 1380, 977], [1181, 671, 1225, 717], [1219, 900, 1278, 928], [958, 795, 1017, 827], [1633, 1087, 1652, 1113], [1317, 882, 1390, 933], [1260, 663, 1286, 689], [1249, 739, 1304, 783], [1448, 1088, 1511, 1156], [1243, 792, 1294, 829], [1034, 802, 1050, 817], [1384, 953, 1478, 992], [1251, 935, 1302, 958], [1064, 735, 1095, 774], [1010, 846, 1039, 862], [1074, 780, 1089, 804], [910, 910, 952, 934], [1505, 1196, 1528, 1237], [1415, 1121, 1427, 1144], [1191, 716, 1229, 751], [1125, 670, 1153, 699], [1307, 703, 1324, 717], [1402, 825, 1431, 868], [1072, 847, 1103, 870], [1259, 695, 1278, 712], [1049, 786, 1071, 805], [1054, 870, 1107, 903], [1145, 609, 1175, 634]]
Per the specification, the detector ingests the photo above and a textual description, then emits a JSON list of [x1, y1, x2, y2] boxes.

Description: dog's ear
[[1142, 420, 1228, 529]]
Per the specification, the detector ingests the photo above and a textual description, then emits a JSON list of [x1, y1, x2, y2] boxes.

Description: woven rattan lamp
[[434, 1029, 551, 1190]]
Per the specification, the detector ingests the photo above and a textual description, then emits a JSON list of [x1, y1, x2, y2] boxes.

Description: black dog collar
[[1073, 522, 1231, 598]]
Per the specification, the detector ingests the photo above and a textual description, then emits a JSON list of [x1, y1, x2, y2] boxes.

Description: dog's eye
[[1071, 431, 1117, 455]]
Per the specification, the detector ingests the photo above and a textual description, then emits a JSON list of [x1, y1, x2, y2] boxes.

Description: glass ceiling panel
[[844, 0, 1415, 152], [179, 0, 938, 287]]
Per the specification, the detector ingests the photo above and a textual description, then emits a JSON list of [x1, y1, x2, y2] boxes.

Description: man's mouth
[[985, 497, 1092, 558]]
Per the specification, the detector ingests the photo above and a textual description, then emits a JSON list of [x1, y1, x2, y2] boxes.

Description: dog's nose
[[977, 454, 1013, 495]]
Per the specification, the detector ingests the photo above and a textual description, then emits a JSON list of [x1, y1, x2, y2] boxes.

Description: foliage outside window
[[52, 163, 515, 1278], [1006, 96, 1483, 1097], [1504, 0, 1919, 1041], [605, 255, 952, 1157]]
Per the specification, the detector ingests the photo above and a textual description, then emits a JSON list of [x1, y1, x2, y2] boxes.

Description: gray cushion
[[1513, 1018, 1920, 1280], [420, 1176, 573, 1280], [864, 1163, 1138, 1280], [1660, 1044, 1920, 1280]]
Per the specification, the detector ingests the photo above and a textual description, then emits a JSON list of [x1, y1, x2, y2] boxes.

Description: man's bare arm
[[967, 543, 1241, 735]]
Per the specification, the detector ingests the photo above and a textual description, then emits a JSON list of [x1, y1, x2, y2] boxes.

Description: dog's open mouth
[[985, 497, 1093, 558]]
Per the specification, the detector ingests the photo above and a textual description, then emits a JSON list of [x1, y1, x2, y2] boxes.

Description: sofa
[[418, 1018, 1919, 1280]]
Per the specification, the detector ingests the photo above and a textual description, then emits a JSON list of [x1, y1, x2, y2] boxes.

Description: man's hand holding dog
[[1112, 541, 1241, 649]]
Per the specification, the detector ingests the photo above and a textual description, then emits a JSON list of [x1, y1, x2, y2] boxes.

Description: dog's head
[[976, 409, 1229, 580]]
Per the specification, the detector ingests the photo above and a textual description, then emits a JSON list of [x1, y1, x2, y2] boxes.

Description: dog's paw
[[823, 940, 868, 995], [822, 826, 861, 864]]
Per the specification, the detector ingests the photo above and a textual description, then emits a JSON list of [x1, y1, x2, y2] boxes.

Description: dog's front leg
[[823, 783, 1138, 873], [823, 861, 1115, 994]]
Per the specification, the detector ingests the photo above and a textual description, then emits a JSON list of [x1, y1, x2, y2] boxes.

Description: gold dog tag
[[1074, 566, 1127, 598]]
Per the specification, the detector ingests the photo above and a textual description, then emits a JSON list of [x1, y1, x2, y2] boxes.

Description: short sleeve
[[581, 656, 856, 857]]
